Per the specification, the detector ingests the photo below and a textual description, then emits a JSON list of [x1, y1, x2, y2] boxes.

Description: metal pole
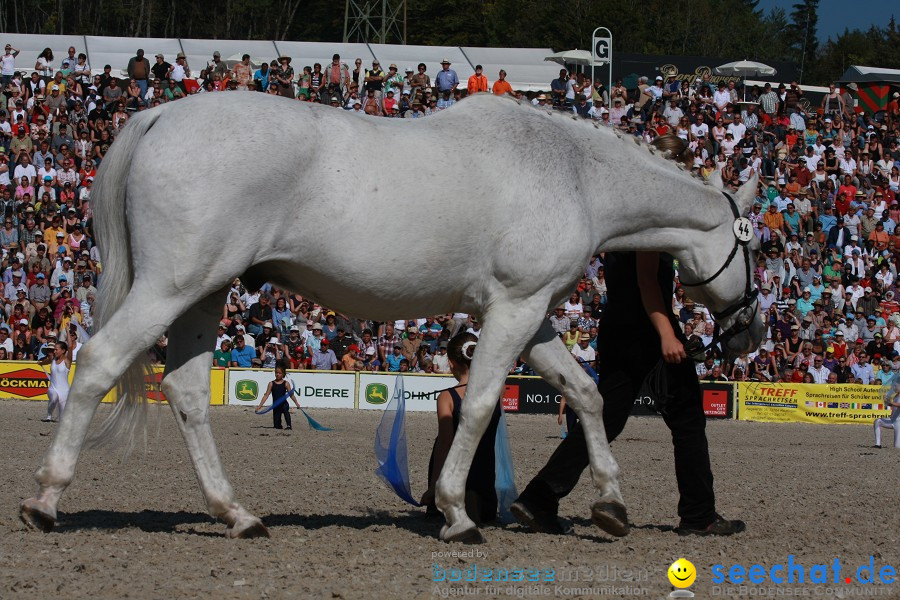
[[343, 0, 350, 42]]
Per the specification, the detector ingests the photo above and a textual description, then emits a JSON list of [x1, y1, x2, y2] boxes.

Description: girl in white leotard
[[874, 380, 900, 448], [39, 332, 74, 422]]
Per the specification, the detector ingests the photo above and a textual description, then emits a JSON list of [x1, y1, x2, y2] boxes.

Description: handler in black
[[511, 252, 745, 536]]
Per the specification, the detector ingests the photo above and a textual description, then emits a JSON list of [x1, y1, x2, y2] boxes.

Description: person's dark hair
[[55, 340, 68, 352], [446, 332, 478, 368]]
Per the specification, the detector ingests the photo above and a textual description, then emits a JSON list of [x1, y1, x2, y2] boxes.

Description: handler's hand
[[661, 335, 686, 364]]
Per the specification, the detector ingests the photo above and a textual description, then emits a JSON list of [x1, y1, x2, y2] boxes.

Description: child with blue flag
[[255, 366, 301, 429], [421, 332, 501, 525]]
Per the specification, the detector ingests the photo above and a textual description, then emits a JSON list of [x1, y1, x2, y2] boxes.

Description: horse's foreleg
[[21, 297, 174, 532], [161, 296, 268, 538], [435, 300, 545, 543], [522, 320, 628, 536]]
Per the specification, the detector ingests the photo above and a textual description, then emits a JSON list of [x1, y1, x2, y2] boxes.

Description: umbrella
[[545, 49, 593, 67], [714, 59, 777, 77], [714, 60, 777, 101]]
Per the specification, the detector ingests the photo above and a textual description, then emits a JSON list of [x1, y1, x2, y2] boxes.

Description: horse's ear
[[736, 172, 759, 215], [708, 171, 724, 191]]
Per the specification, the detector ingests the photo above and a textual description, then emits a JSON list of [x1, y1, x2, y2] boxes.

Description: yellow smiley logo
[[668, 558, 696, 588]]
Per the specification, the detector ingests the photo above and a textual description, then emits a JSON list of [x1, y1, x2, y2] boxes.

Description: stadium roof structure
[[0, 33, 561, 91], [837, 65, 900, 85]]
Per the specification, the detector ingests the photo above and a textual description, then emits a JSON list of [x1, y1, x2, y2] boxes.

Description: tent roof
[[461, 46, 560, 92], [838, 65, 900, 84], [369, 44, 471, 82]]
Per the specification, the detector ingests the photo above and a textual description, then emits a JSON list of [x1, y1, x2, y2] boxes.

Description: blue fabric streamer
[[493, 407, 518, 523], [253, 390, 290, 415], [298, 406, 333, 431], [375, 374, 520, 519], [253, 381, 332, 431], [374, 375, 423, 506]]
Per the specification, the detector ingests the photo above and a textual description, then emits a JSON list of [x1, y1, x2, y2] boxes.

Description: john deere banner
[[737, 382, 892, 425], [227, 369, 355, 409]]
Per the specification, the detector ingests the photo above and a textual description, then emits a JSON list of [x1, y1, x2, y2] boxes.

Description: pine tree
[[789, 0, 819, 83]]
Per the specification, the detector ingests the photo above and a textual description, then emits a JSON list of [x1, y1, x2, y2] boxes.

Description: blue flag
[[374, 375, 422, 506]]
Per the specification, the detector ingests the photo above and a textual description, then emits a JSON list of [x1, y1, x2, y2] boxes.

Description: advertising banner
[[701, 382, 734, 419], [0, 361, 226, 405], [227, 369, 355, 409], [358, 373, 456, 411], [737, 382, 892, 425]]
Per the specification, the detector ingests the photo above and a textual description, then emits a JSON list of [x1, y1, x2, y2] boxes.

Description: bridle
[[680, 191, 759, 341]]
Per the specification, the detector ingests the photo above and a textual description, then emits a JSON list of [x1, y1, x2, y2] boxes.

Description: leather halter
[[680, 191, 759, 339]]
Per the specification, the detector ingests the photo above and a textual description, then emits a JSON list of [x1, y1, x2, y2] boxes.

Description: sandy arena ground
[[0, 400, 897, 599]]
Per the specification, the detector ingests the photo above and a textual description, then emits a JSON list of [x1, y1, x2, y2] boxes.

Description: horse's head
[[679, 174, 765, 355]]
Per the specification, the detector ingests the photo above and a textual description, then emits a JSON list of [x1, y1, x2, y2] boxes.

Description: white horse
[[20, 93, 764, 542]]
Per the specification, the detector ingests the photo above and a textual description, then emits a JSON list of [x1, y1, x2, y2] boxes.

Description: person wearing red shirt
[[491, 69, 513, 97], [837, 175, 857, 204], [467, 65, 489, 95]]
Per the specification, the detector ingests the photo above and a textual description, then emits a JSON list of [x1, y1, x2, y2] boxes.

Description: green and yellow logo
[[235, 380, 259, 401], [365, 383, 389, 404]]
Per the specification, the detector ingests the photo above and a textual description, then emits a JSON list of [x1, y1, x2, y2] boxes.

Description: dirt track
[[0, 401, 897, 599]]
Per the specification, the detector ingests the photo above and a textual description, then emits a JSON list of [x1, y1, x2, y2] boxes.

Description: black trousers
[[519, 339, 717, 528], [273, 402, 291, 429]]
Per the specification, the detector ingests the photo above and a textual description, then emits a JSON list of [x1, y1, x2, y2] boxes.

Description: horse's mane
[[491, 94, 713, 186]]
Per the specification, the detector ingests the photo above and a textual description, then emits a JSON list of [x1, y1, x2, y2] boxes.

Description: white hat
[[236, 324, 246, 331], [263, 321, 273, 328], [268, 337, 279, 344]]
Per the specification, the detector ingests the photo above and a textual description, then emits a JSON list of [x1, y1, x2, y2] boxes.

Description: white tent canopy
[[85, 35, 182, 77], [0, 32, 565, 91], [463, 46, 559, 92], [0, 33, 87, 73], [179, 38, 279, 75], [370, 44, 471, 83], [273, 41, 375, 70]]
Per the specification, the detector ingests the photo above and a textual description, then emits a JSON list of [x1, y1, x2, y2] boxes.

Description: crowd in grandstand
[[0, 41, 899, 383]]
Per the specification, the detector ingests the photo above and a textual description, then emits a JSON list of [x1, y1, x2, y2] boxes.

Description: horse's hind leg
[[160, 293, 268, 538], [20, 287, 182, 532], [521, 320, 628, 536]]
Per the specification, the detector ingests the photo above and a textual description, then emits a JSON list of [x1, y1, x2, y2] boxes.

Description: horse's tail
[[88, 106, 170, 453]]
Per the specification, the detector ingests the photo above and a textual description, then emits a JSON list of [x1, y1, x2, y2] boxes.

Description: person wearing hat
[[310, 335, 338, 371], [150, 53, 172, 86], [434, 58, 459, 95], [168, 52, 190, 93], [215, 321, 232, 351], [571, 331, 596, 367], [273, 55, 295, 98], [466, 64, 489, 95]]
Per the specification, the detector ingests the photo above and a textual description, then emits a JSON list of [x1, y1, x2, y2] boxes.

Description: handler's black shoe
[[675, 514, 746, 536], [510, 499, 564, 535]]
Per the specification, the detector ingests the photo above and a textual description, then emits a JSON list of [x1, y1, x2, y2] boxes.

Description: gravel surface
[[1, 401, 896, 599]]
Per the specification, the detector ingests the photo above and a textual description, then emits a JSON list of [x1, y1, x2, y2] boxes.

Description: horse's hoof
[[20, 498, 57, 533], [226, 516, 270, 539], [591, 500, 629, 537], [440, 523, 485, 544]]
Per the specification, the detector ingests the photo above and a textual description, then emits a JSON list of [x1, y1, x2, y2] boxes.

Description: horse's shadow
[[53, 509, 646, 540], [55, 509, 221, 537], [53, 509, 442, 538]]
